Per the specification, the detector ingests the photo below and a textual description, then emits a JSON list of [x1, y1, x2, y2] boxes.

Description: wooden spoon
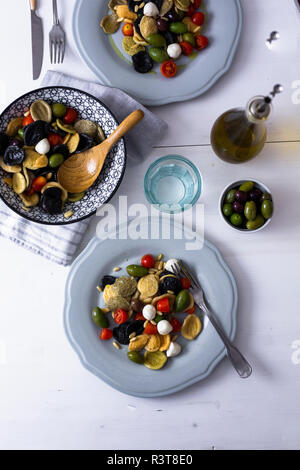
[[57, 110, 144, 193]]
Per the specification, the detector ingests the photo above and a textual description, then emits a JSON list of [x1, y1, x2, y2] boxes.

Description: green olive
[[49, 153, 64, 168], [154, 314, 164, 324], [128, 351, 144, 365], [246, 215, 265, 231], [146, 33, 166, 47], [17, 129, 24, 140], [182, 32, 196, 46], [223, 203, 233, 217], [148, 47, 169, 63], [244, 201, 257, 221], [225, 189, 236, 204], [126, 265, 149, 277], [230, 213, 243, 227], [52, 103, 67, 118], [175, 290, 190, 312], [261, 192, 272, 201], [169, 22, 188, 34], [239, 181, 254, 192], [92, 307, 109, 328], [261, 200, 273, 219]]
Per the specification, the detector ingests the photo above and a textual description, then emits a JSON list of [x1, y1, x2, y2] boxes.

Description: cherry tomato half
[[122, 23, 134, 36], [22, 114, 34, 127], [144, 323, 158, 335], [114, 309, 129, 325], [100, 328, 113, 340], [195, 35, 209, 51], [171, 317, 182, 333], [192, 11, 205, 26], [134, 313, 145, 321], [157, 297, 170, 313], [48, 133, 63, 147], [31, 176, 47, 193], [186, 305, 196, 315], [161, 60, 177, 78], [180, 277, 191, 290], [63, 107, 78, 125], [141, 254, 155, 269], [179, 41, 193, 56]]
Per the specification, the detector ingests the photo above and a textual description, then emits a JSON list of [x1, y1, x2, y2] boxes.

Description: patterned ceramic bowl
[[0, 86, 126, 225]]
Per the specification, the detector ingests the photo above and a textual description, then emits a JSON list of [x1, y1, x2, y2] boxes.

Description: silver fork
[[49, 0, 65, 64], [171, 261, 252, 379]]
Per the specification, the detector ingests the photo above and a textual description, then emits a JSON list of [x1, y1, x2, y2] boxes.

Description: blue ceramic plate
[[73, 0, 243, 106], [63, 219, 238, 397], [0, 87, 126, 225]]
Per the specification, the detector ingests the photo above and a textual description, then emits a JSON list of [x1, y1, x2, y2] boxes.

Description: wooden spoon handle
[[29, 0, 37, 10], [104, 110, 144, 152]]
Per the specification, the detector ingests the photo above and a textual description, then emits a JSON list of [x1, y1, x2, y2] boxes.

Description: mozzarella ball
[[165, 258, 180, 273], [167, 342, 182, 358], [167, 43, 182, 60], [142, 304, 156, 321], [35, 138, 50, 155], [157, 320, 173, 336], [143, 2, 159, 17]]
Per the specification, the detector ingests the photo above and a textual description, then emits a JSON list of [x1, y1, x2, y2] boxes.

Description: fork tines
[[171, 261, 200, 289], [49, 26, 65, 64]]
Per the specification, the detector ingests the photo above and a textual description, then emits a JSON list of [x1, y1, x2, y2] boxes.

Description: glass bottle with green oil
[[210, 85, 283, 164]]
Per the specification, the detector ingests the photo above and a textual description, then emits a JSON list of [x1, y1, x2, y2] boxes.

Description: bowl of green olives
[[219, 180, 274, 233]]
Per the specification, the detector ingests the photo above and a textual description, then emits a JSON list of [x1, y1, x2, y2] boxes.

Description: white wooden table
[[0, 0, 299, 450]]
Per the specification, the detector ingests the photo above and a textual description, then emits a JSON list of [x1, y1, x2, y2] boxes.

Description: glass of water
[[144, 155, 202, 213]]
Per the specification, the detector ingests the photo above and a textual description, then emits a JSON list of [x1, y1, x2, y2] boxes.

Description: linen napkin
[[0, 71, 168, 266]]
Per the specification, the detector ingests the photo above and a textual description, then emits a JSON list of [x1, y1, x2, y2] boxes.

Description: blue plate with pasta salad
[[73, 0, 243, 106], [63, 218, 238, 397]]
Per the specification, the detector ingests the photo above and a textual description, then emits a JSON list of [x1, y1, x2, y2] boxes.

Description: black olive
[[23, 121, 47, 146], [40, 187, 63, 215], [159, 269, 174, 278], [126, 320, 144, 338], [134, 18, 142, 37], [3, 145, 25, 166], [48, 144, 69, 159], [0, 132, 9, 154], [101, 275, 116, 291], [34, 167, 54, 179], [132, 51, 154, 74], [159, 276, 182, 296], [113, 321, 144, 345], [44, 123, 66, 137], [75, 133, 94, 154], [144, 0, 162, 9], [163, 30, 177, 46], [128, 0, 142, 11], [9, 138, 22, 148]]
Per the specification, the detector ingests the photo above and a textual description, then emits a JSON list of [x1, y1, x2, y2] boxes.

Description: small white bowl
[[219, 179, 274, 233]]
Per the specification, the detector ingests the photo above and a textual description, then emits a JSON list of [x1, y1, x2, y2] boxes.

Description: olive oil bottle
[[210, 85, 283, 164]]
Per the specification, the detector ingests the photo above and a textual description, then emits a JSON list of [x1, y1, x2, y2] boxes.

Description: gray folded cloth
[[0, 71, 168, 266]]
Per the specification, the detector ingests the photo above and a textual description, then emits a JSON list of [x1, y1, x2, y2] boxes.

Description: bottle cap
[[247, 85, 283, 121]]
